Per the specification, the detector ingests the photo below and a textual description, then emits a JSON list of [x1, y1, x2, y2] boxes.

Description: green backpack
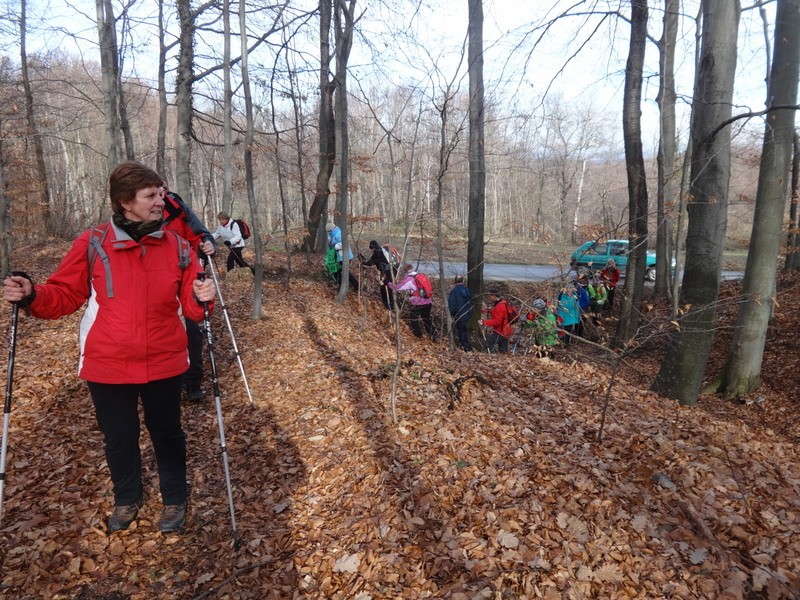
[[324, 247, 341, 278]]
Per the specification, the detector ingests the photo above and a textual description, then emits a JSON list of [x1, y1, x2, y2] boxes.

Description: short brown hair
[[109, 161, 163, 214], [217, 212, 230, 220]]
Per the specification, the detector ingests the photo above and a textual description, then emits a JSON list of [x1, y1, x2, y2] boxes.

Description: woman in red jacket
[[2, 161, 215, 534], [600, 259, 621, 309], [479, 289, 514, 353]]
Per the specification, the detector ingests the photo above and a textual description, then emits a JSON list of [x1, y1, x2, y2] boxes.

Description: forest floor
[[0, 242, 797, 600]]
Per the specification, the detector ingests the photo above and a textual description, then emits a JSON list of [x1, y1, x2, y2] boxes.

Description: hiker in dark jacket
[[448, 275, 473, 351], [161, 181, 215, 402], [360, 240, 395, 309]]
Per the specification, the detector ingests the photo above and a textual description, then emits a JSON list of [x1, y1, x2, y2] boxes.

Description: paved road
[[413, 261, 744, 283]]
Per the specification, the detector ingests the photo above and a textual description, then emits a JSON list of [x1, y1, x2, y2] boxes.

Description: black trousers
[[454, 316, 472, 351], [88, 376, 187, 507], [183, 318, 204, 388], [227, 247, 253, 273], [486, 331, 509, 353], [409, 303, 434, 338], [335, 262, 359, 291]]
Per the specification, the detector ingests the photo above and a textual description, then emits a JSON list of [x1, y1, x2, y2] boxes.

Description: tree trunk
[[717, 0, 800, 399], [785, 133, 800, 271], [655, 0, 679, 297], [240, 0, 264, 318], [19, 0, 53, 236], [96, 0, 122, 171], [467, 0, 485, 314], [222, 0, 233, 215], [0, 131, 11, 275], [175, 0, 195, 201], [305, 0, 336, 253], [653, 0, 740, 405], [614, 0, 649, 347], [334, 0, 355, 304], [156, 0, 168, 176]]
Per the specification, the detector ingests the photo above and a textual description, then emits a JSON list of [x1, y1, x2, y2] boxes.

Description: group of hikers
[[324, 226, 623, 356], [1, 160, 257, 536]]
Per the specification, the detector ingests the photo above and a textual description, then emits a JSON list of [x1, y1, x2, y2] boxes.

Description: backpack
[[87, 224, 191, 299], [382, 244, 401, 269], [233, 218, 251, 240], [323, 247, 340, 277], [413, 273, 434, 298], [505, 301, 520, 325]]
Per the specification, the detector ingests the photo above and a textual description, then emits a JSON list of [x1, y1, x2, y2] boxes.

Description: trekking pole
[[198, 272, 240, 549], [206, 257, 254, 406], [0, 271, 27, 525]]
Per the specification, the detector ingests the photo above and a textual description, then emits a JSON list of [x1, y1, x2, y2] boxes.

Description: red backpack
[[233, 218, 251, 240], [413, 273, 434, 298], [505, 301, 520, 325]]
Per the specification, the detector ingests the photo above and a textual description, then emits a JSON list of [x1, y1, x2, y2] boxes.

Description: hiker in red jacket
[[479, 289, 513, 353], [3, 161, 216, 535], [600, 259, 621, 309]]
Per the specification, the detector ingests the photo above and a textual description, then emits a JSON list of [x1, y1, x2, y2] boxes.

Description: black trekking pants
[[89, 376, 187, 507], [227, 247, 253, 273]]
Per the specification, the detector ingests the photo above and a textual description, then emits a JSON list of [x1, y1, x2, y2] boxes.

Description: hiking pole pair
[[198, 272, 240, 549], [205, 257, 254, 406], [0, 271, 28, 525]]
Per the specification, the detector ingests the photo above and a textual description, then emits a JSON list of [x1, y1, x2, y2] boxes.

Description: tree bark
[[305, 0, 336, 253], [785, 133, 800, 271], [241, 0, 265, 317], [175, 0, 195, 201], [96, 0, 122, 171], [467, 0, 485, 315], [717, 0, 800, 399], [334, 0, 355, 304], [655, 0, 679, 297], [614, 0, 649, 347], [653, 0, 741, 405], [20, 0, 53, 236]]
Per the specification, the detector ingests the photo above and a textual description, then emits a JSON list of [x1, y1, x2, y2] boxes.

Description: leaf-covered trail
[[0, 249, 798, 599]]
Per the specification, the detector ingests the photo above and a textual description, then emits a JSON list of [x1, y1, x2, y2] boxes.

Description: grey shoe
[[108, 503, 141, 532], [159, 502, 187, 533]]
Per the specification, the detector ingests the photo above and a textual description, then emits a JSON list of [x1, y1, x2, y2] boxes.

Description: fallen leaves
[[0, 247, 798, 599]]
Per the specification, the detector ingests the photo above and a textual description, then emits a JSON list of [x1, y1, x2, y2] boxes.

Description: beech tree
[[653, 0, 741, 405], [467, 0, 485, 308], [715, 0, 800, 399], [614, 0, 649, 347]]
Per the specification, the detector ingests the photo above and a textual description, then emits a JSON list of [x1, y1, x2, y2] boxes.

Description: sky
[[4, 0, 779, 153]]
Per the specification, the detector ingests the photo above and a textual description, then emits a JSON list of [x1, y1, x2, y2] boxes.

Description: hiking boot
[[107, 502, 141, 532], [159, 502, 187, 533], [186, 384, 205, 402]]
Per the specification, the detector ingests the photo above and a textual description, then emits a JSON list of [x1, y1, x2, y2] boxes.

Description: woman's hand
[[192, 278, 216, 303], [3, 275, 33, 304]]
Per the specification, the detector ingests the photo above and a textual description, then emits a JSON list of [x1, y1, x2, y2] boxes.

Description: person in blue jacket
[[448, 275, 473, 351], [556, 282, 583, 345]]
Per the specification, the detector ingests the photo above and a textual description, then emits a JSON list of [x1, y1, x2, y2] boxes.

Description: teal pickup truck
[[570, 239, 658, 281]]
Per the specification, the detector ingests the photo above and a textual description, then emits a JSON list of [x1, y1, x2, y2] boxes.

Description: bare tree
[[96, 0, 123, 170], [334, 0, 356, 304], [654, 0, 679, 297], [305, 0, 336, 253], [785, 132, 800, 271], [467, 0, 485, 312], [19, 0, 52, 236], [614, 0, 649, 347], [715, 0, 800, 399], [653, 0, 741, 405]]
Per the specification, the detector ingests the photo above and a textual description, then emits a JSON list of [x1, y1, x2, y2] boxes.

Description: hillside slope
[[0, 245, 798, 599]]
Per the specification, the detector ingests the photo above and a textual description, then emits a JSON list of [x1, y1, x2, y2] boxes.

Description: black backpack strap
[[87, 224, 113, 299]]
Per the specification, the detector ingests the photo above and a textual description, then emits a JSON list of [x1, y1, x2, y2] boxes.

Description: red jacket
[[29, 222, 210, 384], [600, 266, 620, 289], [483, 299, 514, 338]]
